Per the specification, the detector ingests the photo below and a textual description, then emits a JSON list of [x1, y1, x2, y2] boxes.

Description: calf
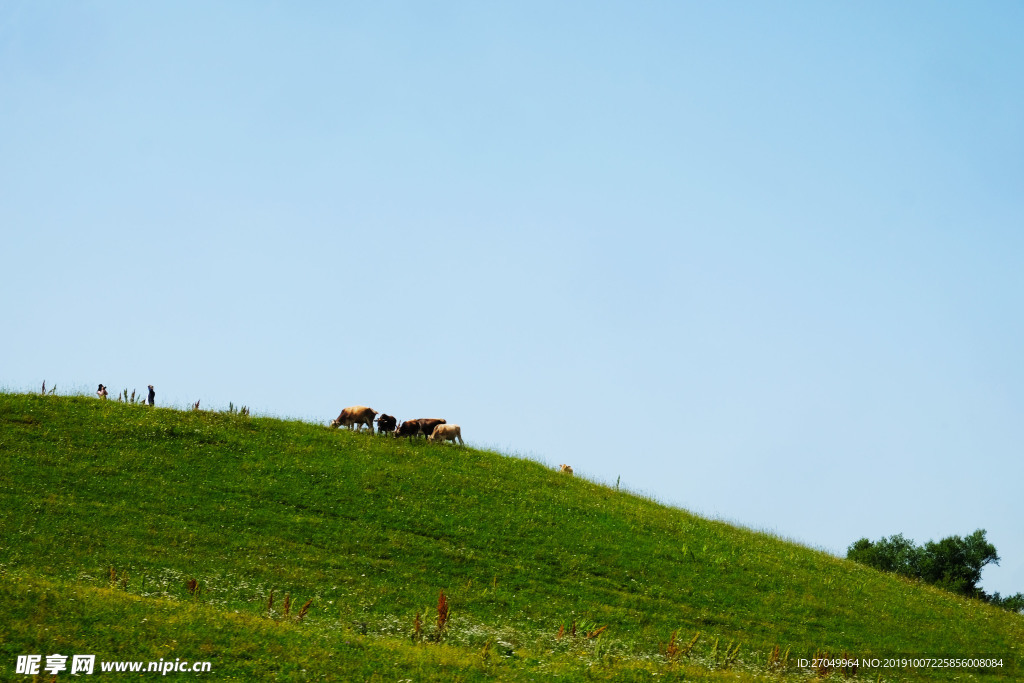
[[559, 464, 574, 476], [330, 406, 378, 432], [375, 413, 398, 435], [428, 424, 464, 445]]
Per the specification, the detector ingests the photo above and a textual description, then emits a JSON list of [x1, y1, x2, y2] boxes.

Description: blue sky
[[3, 2, 1023, 597]]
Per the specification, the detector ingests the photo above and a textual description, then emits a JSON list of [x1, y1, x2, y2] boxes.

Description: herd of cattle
[[328, 405, 574, 475], [86, 388, 575, 473], [329, 406, 464, 444]]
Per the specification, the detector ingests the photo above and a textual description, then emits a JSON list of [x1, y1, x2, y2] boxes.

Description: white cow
[[428, 424, 464, 445]]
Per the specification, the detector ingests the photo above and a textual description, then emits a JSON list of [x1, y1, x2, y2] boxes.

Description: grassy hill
[[0, 392, 1020, 681]]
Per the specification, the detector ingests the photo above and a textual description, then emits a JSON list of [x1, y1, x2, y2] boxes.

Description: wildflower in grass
[[663, 630, 679, 661], [412, 612, 422, 642], [436, 589, 450, 637]]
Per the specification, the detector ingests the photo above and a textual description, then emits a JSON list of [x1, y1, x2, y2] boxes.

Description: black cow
[[375, 413, 398, 436]]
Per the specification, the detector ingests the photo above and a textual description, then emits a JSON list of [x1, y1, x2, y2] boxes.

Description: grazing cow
[[330, 406, 378, 432], [394, 419, 422, 439], [416, 418, 446, 439], [429, 424, 464, 445], [96, 384, 108, 400], [559, 464, 574, 476], [395, 418, 447, 439], [375, 413, 398, 435]]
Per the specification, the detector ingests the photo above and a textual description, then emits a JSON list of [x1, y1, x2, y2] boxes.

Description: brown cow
[[417, 418, 446, 439], [429, 424, 464, 445], [394, 419, 423, 439], [559, 464, 574, 476], [395, 418, 447, 439], [330, 406, 378, 432]]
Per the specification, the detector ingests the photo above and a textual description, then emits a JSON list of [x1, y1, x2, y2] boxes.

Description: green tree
[[919, 529, 999, 598], [989, 592, 1024, 613], [846, 533, 923, 578]]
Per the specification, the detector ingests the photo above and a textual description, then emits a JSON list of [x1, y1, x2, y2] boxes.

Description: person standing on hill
[[147, 385, 155, 406]]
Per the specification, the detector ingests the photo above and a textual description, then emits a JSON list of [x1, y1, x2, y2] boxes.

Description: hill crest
[[0, 392, 1020, 681]]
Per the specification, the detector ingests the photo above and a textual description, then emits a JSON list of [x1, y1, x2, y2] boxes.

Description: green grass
[[0, 392, 1020, 680]]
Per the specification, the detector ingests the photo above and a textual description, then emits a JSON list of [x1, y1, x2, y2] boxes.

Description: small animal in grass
[[559, 464, 574, 476], [96, 384, 108, 400]]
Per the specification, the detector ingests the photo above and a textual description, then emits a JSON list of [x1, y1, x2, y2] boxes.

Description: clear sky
[[3, 2, 1022, 597]]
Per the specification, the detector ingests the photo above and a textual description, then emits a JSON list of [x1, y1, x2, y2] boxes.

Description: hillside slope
[[0, 392, 1020, 681]]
